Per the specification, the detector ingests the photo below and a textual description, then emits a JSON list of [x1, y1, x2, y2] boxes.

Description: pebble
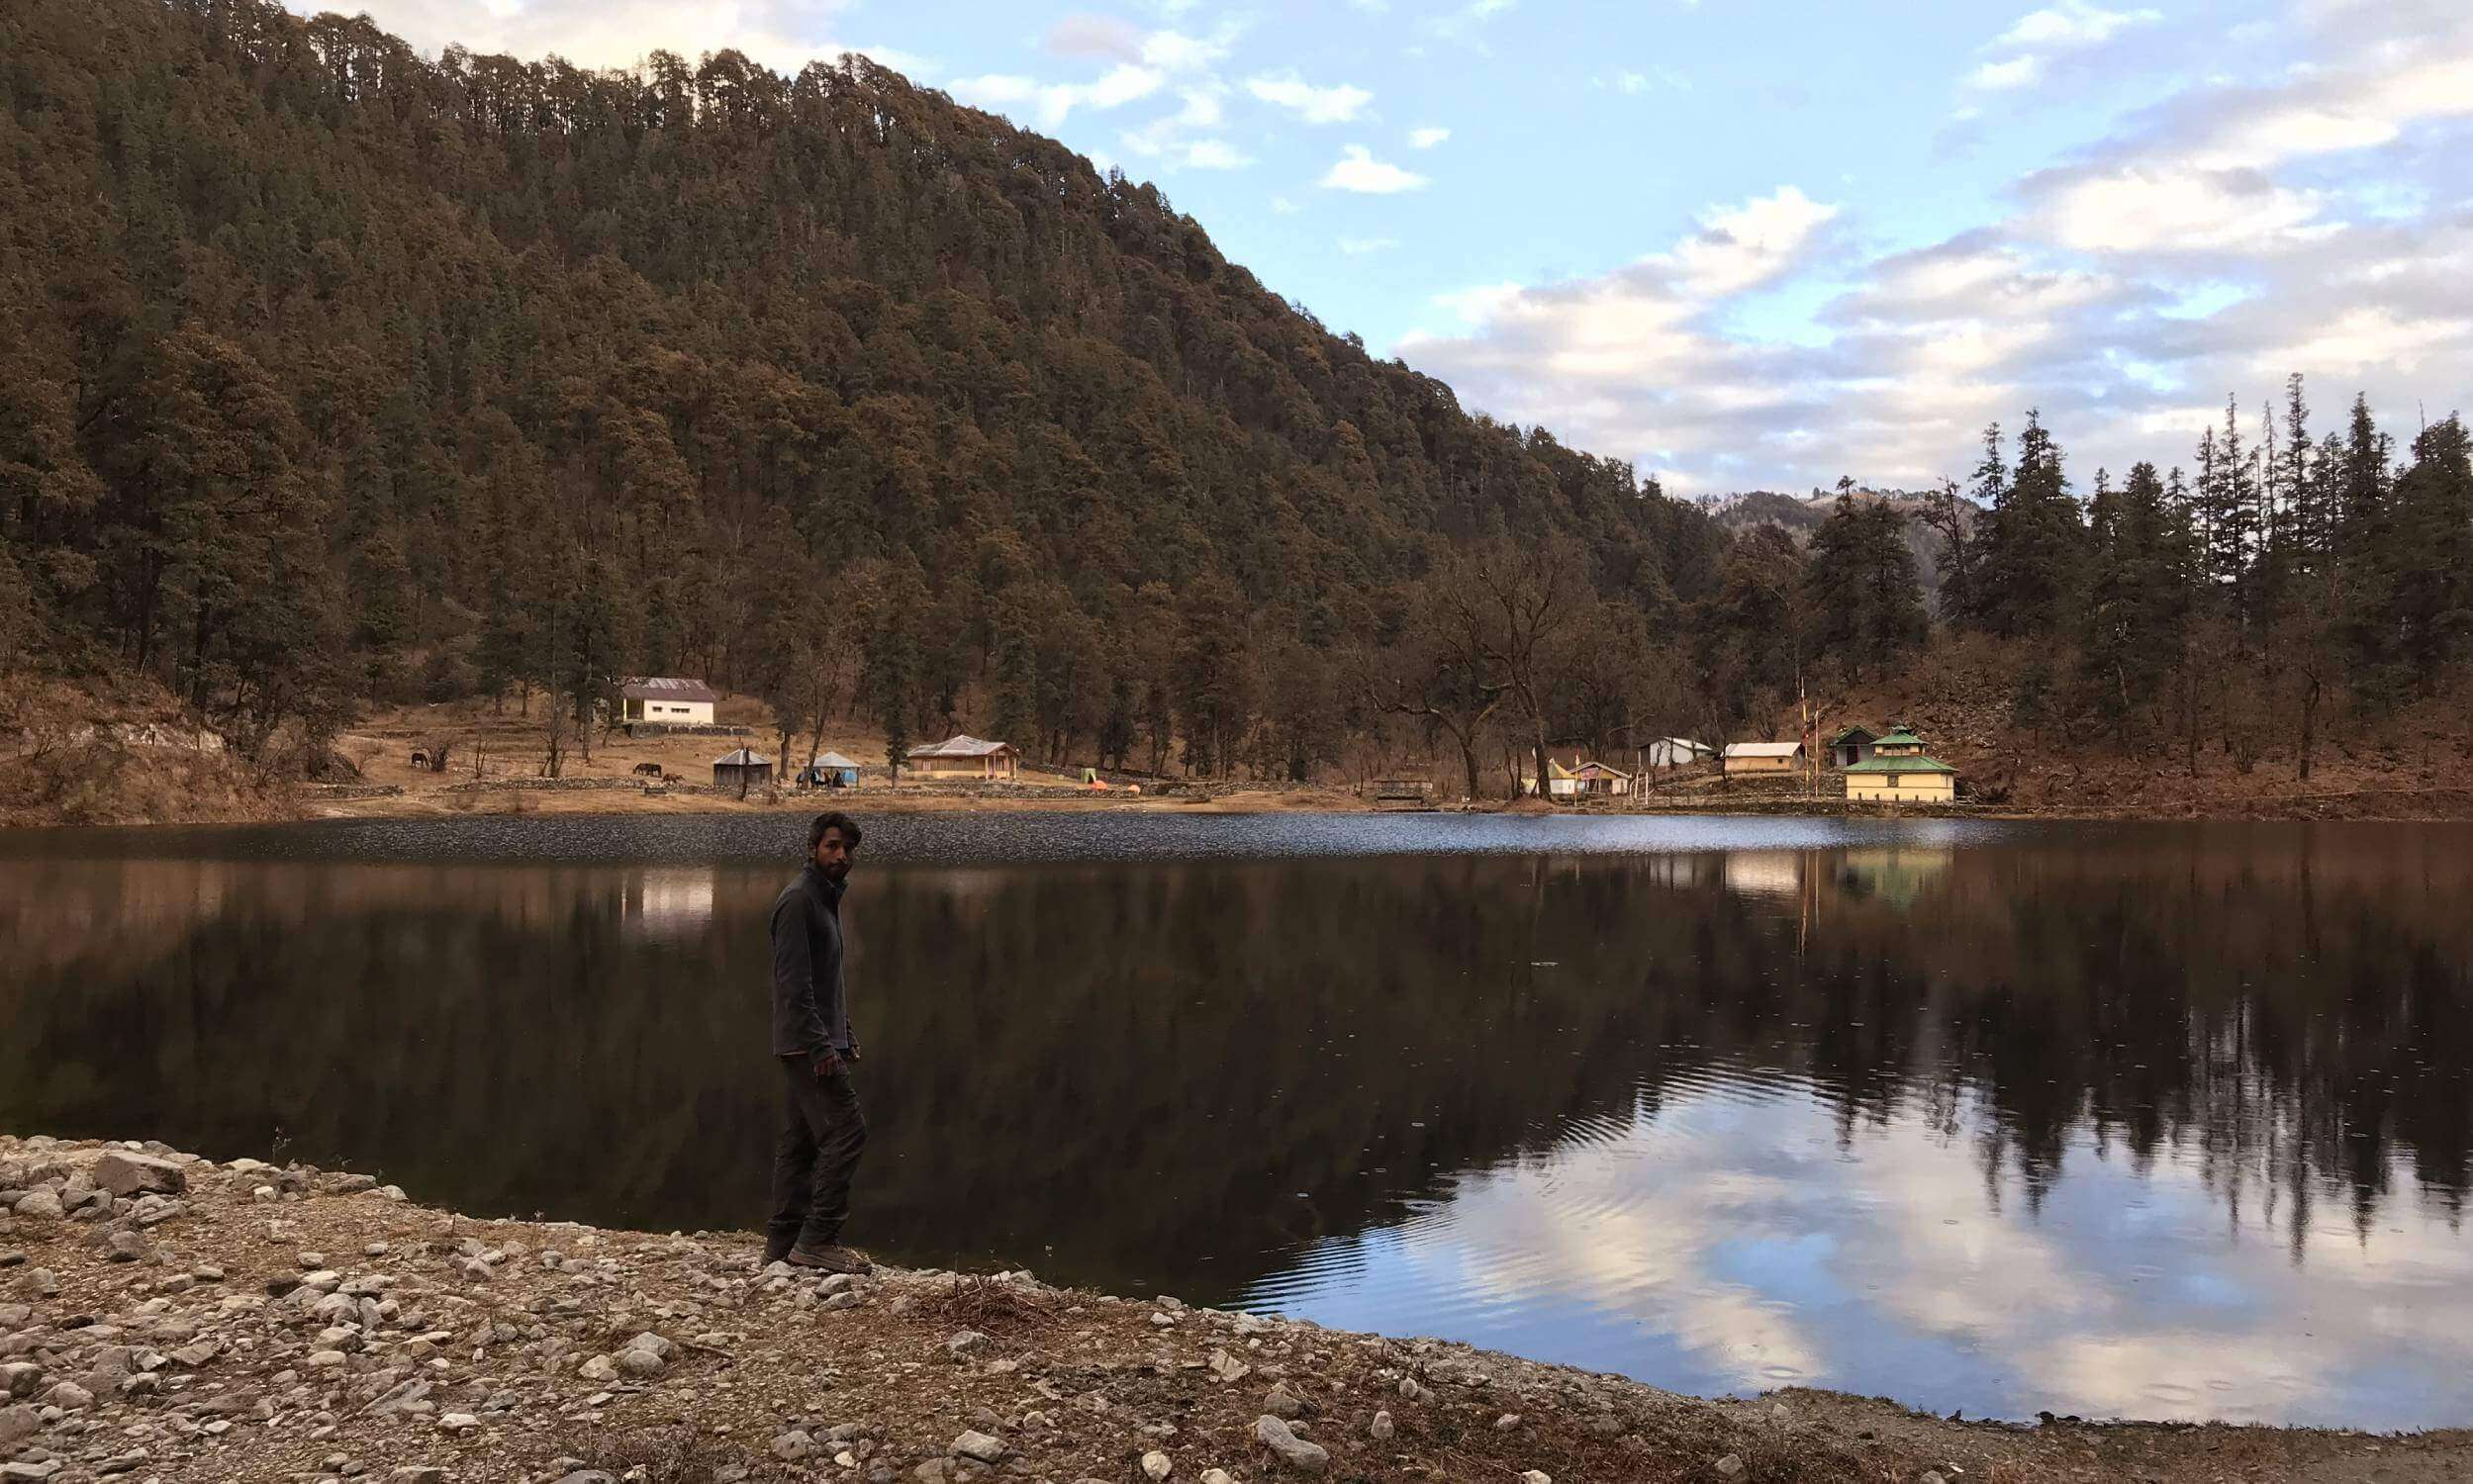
[[47, 1381, 94, 1410], [437, 1412, 480, 1433], [387, 1470, 446, 1484], [1522, 1473, 1553, 1484], [1495, 1412, 1522, 1430], [1253, 1415, 1328, 1473], [1142, 1451, 1173, 1480], [1264, 1383, 1304, 1418], [1201, 1473, 1236, 1484], [1715, 1456, 1746, 1478], [10, 1193, 61, 1222], [1369, 1410, 1393, 1440]]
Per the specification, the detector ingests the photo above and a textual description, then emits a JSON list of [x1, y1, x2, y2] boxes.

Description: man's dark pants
[[766, 1053, 867, 1262]]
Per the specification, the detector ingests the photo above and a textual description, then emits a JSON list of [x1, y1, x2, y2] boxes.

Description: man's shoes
[[785, 1243, 873, 1274]]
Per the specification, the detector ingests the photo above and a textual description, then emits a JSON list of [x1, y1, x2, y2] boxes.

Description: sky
[[285, 0, 2473, 496]]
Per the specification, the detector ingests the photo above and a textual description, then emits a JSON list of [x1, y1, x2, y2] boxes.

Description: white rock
[[1253, 1415, 1327, 1473], [1207, 1348, 1251, 1384], [950, 1430, 1005, 1463], [1201, 1472, 1237, 1484], [1142, 1451, 1173, 1480], [1369, 1410, 1393, 1440], [437, 1412, 480, 1433], [577, 1354, 618, 1382], [10, 1193, 61, 1222], [47, 1381, 93, 1410], [1521, 1472, 1553, 1484], [1714, 1456, 1746, 1478]]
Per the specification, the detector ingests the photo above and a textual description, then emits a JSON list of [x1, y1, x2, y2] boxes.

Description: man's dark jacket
[[770, 864, 852, 1056]]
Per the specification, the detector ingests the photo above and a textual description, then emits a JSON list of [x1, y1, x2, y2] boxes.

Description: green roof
[[1872, 727, 1926, 748], [1844, 754, 1955, 775]]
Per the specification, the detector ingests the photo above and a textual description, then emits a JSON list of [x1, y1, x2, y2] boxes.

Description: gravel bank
[[2, 1135, 2467, 1483]]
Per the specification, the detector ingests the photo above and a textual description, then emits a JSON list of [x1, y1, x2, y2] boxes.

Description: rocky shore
[[4, 1137, 2469, 1484]]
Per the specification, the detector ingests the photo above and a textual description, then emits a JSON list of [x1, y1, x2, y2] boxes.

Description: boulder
[[94, 1153, 186, 1198], [950, 1430, 1005, 1463]]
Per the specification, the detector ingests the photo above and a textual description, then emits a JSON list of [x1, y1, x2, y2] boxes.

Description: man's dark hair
[[808, 811, 863, 853]]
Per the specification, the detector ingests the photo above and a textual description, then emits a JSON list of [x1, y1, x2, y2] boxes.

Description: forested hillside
[[3, 0, 2469, 813], [0, 0, 1718, 793]]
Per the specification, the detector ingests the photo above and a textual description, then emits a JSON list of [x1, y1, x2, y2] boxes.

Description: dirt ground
[[5, 1135, 2472, 1484]]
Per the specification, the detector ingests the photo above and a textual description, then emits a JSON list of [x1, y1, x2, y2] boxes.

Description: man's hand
[[811, 1049, 842, 1079]]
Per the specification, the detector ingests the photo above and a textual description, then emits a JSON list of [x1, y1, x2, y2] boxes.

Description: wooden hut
[[713, 748, 774, 790], [905, 734, 1019, 781], [1722, 741, 1805, 774]]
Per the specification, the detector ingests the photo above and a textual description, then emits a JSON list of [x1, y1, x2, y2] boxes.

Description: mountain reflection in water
[[2, 817, 2469, 1428]]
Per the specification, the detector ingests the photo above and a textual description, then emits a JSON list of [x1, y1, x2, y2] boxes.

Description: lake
[[4, 812, 2470, 1430]]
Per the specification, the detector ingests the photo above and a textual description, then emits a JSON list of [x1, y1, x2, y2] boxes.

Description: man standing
[[766, 811, 873, 1272]]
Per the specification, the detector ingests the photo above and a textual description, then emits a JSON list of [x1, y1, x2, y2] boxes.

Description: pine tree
[[1973, 410, 2086, 639]]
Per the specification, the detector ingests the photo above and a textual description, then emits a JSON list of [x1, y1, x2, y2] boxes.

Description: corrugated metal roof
[[907, 734, 1015, 758], [713, 749, 772, 766], [1724, 741, 1804, 758], [622, 677, 719, 702]]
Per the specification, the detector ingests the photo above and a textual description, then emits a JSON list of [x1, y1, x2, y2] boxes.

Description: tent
[[800, 751, 862, 788]]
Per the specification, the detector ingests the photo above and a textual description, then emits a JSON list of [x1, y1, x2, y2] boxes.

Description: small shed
[[713, 748, 774, 790], [800, 751, 862, 788], [1844, 727, 1957, 802], [1723, 741, 1805, 775], [1829, 726, 1879, 769]]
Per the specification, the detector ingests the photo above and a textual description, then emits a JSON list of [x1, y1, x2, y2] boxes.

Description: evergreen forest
[[3, 0, 2468, 802]]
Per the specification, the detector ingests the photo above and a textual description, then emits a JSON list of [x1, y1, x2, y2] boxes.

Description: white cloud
[[1247, 73, 1375, 124], [1339, 235, 1401, 255], [1998, 0, 2160, 49], [1141, 29, 1232, 72], [1320, 144, 1428, 194], [953, 62, 1162, 129], [1409, 126, 1452, 149], [1966, 0, 2161, 93], [1271, 196, 1302, 215], [1667, 186, 1841, 297]]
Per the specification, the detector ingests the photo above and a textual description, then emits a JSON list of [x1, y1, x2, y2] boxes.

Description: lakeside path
[[5, 1138, 2472, 1483]]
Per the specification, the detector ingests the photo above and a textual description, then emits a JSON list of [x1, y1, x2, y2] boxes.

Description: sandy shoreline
[[3, 1135, 2469, 1482]]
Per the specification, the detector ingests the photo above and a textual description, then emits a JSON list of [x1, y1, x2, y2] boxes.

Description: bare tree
[[1435, 537, 1588, 807], [1366, 572, 1510, 799]]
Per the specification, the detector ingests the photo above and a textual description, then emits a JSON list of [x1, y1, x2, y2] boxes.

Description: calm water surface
[[4, 812, 2470, 1429]]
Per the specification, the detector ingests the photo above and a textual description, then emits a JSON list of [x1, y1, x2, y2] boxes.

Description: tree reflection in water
[[2, 820, 2468, 1423]]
